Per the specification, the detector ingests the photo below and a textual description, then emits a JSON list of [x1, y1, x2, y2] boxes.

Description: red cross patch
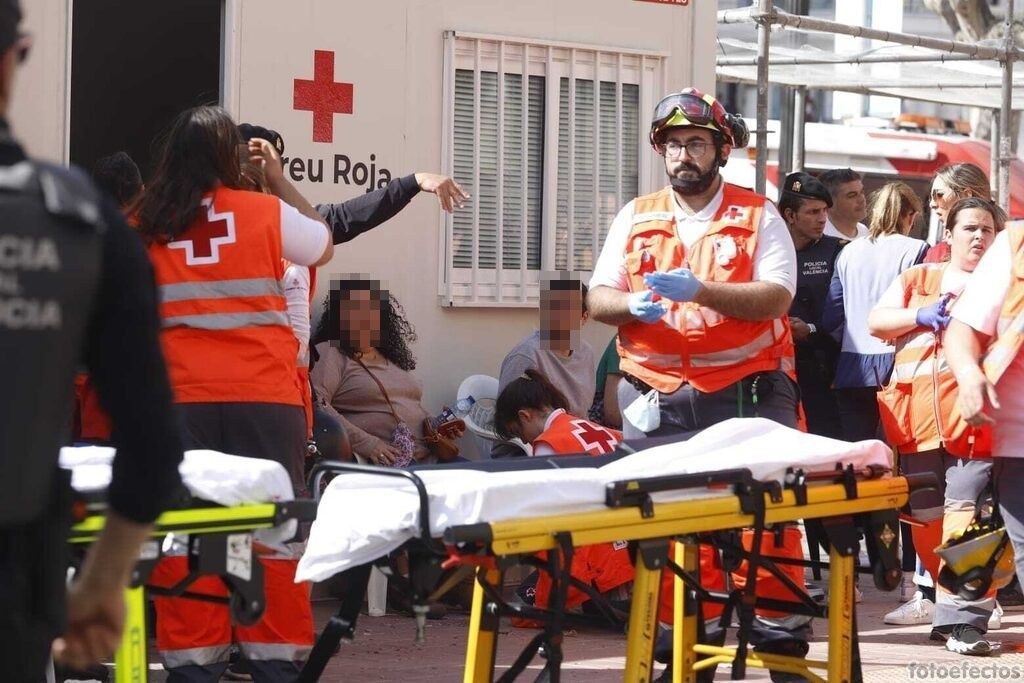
[[571, 420, 619, 454], [722, 205, 749, 223], [168, 198, 236, 265], [294, 50, 355, 143]]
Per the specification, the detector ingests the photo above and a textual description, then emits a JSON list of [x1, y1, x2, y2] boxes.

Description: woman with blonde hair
[[924, 162, 992, 263], [823, 181, 929, 442]]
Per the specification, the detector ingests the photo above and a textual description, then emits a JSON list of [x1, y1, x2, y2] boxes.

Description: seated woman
[[310, 277, 462, 466], [494, 369, 632, 618]]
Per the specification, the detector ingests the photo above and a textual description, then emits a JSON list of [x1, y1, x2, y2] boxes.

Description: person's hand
[[368, 442, 401, 466], [643, 268, 703, 303], [915, 294, 952, 333], [248, 138, 284, 184], [957, 370, 1000, 427], [52, 581, 126, 671], [628, 290, 667, 324], [790, 317, 811, 342], [415, 173, 470, 213]]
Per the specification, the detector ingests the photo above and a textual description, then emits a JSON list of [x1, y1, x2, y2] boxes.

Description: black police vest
[[0, 161, 105, 525], [791, 235, 845, 329]]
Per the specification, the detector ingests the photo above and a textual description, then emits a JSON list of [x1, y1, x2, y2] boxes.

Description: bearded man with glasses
[[588, 89, 808, 682]]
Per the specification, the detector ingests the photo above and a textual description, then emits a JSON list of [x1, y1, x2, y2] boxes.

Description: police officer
[[778, 172, 845, 439], [0, 2, 184, 679]]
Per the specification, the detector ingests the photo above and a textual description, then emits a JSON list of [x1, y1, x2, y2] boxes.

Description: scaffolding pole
[[999, 0, 1016, 211], [755, 0, 772, 195], [717, 52, 981, 67], [793, 86, 806, 172]]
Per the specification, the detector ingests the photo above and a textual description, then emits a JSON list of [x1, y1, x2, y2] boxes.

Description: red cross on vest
[[571, 420, 618, 453], [168, 198, 236, 266], [722, 205, 749, 222], [294, 50, 354, 144]]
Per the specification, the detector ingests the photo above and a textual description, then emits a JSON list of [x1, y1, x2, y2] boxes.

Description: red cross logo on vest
[[722, 205, 749, 223], [294, 50, 354, 143], [571, 420, 619, 454], [168, 198, 236, 266]]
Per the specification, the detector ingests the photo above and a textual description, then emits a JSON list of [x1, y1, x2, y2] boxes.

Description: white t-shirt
[[279, 200, 330, 267], [823, 219, 868, 241], [283, 263, 312, 364], [589, 184, 797, 296], [951, 231, 1024, 458]]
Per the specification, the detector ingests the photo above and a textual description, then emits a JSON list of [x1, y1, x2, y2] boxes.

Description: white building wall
[[15, 0, 716, 457]]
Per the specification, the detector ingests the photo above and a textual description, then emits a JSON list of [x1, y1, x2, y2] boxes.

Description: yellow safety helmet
[[935, 520, 1015, 602]]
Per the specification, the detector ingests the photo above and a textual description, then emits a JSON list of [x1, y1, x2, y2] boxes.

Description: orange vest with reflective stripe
[[616, 184, 796, 394], [148, 187, 302, 405], [533, 410, 622, 455], [981, 226, 1024, 388], [877, 263, 992, 457]]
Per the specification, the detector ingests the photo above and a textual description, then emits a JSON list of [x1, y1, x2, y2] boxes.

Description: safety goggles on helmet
[[650, 89, 734, 148]]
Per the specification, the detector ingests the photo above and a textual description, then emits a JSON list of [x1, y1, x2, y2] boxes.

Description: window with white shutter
[[440, 32, 666, 307]]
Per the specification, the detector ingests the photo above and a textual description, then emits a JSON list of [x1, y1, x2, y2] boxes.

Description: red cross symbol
[[168, 199, 236, 265], [571, 421, 619, 455], [722, 205, 748, 222], [293, 50, 354, 143]]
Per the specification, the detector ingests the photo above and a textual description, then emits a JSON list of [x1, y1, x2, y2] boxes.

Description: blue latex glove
[[628, 290, 667, 324], [643, 267, 702, 303], [915, 294, 952, 333]]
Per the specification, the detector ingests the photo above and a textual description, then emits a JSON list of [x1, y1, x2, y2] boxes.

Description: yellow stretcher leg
[[827, 544, 855, 683], [114, 585, 147, 683], [674, 542, 698, 683], [464, 567, 502, 683], [624, 540, 667, 683]]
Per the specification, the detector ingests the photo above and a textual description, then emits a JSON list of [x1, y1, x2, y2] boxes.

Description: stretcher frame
[[68, 499, 315, 683], [301, 458, 933, 683]]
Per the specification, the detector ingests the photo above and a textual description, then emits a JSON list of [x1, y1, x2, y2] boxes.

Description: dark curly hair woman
[[310, 278, 463, 465]]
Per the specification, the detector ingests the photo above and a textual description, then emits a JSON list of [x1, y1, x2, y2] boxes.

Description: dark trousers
[[835, 387, 881, 442], [178, 402, 308, 497], [0, 472, 72, 683]]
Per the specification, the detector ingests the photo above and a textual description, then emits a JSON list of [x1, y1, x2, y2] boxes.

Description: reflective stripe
[[893, 357, 949, 383], [161, 644, 231, 668], [162, 310, 290, 330], [159, 277, 285, 303], [632, 211, 675, 225], [239, 642, 311, 662], [618, 341, 680, 366], [690, 326, 775, 368], [901, 331, 937, 350], [995, 309, 1024, 336]]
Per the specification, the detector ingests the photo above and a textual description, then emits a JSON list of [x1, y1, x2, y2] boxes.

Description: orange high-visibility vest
[[877, 263, 992, 457], [616, 184, 796, 394], [533, 410, 622, 455], [73, 373, 112, 442], [148, 187, 302, 406], [981, 226, 1024, 388]]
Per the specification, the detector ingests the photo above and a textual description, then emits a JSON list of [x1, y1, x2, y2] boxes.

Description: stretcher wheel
[[230, 590, 266, 626], [873, 562, 901, 592]]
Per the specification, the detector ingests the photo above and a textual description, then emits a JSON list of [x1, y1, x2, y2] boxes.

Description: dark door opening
[[70, 0, 222, 178]]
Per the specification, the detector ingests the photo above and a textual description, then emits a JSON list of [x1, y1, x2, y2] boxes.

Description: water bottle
[[455, 396, 475, 417]]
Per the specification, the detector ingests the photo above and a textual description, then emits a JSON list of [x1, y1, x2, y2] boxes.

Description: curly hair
[[312, 279, 418, 371]]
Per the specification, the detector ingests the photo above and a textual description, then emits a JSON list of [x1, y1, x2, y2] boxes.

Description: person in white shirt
[[819, 168, 868, 240]]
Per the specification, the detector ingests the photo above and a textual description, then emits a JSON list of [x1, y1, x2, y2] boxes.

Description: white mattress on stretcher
[[297, 418, 892, 583], [59, 446, 294, 506]]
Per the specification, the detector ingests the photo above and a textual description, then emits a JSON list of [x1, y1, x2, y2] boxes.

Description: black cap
[[0, 0, 21, 55], [238, 123, 285, 157], [781, 172, 832, 208]]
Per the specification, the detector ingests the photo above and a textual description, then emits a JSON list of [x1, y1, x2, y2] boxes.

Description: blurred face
[[540, 286, 584, 351], [785, 199, 830, 245], [830, 179, 867, 224], [947, 208, 996, 272], [658, 127, 729, 197], [930, 177, 957, 223], [339, 288, 381, 351]]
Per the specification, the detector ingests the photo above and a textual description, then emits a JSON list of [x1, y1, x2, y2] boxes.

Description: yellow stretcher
[[441, 466, 934, 683], [67, 499, 315, 683]]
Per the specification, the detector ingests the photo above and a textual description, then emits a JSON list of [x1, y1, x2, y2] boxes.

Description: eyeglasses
[[660, 139, 712, 159], [14, 33, 30, 65]]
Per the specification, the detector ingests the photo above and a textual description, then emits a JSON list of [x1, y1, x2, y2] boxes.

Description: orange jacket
[[148, 187, 302, 406], [616, 184, 796, 394], [534, 410, 622, 455], [876, 263, 992, 457]]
